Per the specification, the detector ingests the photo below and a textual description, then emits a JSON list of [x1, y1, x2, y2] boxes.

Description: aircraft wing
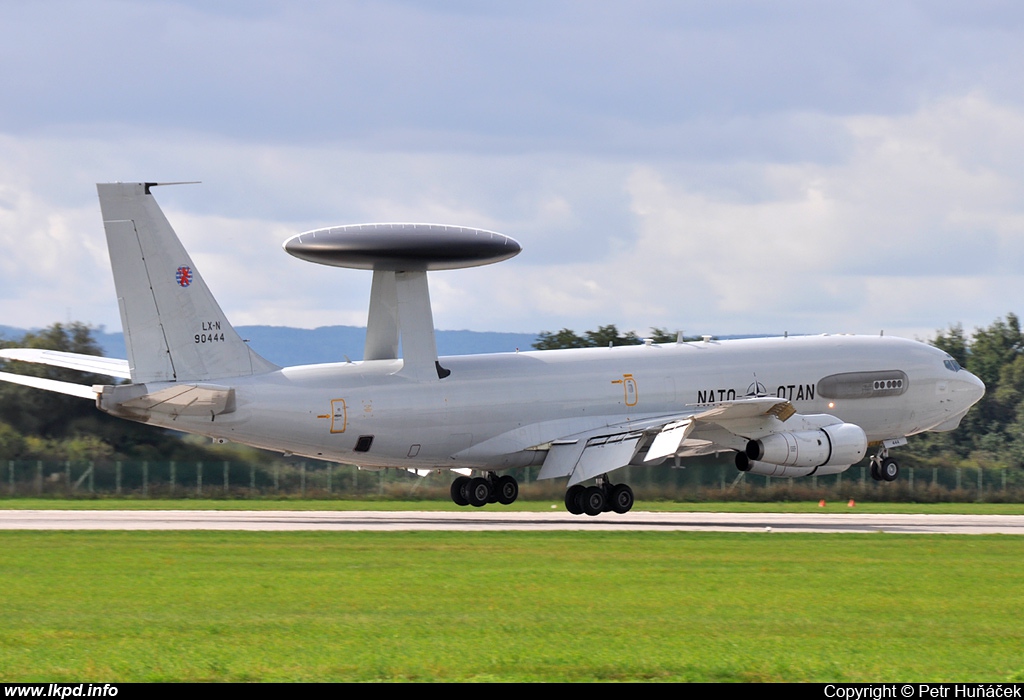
[[644, 397, 798, 460], [0, 349, 131, 379], [537, 397, 803, 487]]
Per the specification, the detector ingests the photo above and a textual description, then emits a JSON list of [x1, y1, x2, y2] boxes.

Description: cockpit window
[[943, 358, 962, 372]]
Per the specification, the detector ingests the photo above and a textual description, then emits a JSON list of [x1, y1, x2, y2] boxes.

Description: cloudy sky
[[2, 1, 1023, 344]]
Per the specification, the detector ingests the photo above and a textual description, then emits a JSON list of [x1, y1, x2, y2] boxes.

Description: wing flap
[[536, 429, 644, 486], [536, 440, 586, 480], [644, 418, 695, 462], [567, 432, 643, 487]]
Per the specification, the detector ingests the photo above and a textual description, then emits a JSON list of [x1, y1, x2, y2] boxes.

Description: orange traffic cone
[[818, 499, 826, 508], [847, 499, 856, 508]]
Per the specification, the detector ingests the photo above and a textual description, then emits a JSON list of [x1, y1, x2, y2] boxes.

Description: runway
[[1, 509, 1022, 534]]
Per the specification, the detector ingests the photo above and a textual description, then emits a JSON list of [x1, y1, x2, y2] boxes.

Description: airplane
[[0, 182, 986, 515]]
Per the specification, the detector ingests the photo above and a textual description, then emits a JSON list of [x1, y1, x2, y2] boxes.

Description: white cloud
[[384, 93, 1024, 339], [0, 180, 112, 329], [4, 92, 1024, 341], [3, 3, 1024, 346]]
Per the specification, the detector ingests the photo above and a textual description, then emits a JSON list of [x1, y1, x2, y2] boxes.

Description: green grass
[[1, 530, 1022, 681], [1, 497, 1023, 514]]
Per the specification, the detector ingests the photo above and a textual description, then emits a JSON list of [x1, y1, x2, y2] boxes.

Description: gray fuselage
[[122, 333, 984, 472]]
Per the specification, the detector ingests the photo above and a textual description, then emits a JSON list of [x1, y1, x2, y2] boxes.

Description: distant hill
[[1, 324, 775, 367], [0, 324, 539, 366], [236, 326, 538, 366]]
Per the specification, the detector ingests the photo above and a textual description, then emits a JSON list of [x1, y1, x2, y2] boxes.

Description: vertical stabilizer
[[97, 182, 279, 383]]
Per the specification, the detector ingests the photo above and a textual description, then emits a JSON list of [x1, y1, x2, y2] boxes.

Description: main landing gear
[[869, 445, 899, 482], [450, 472, 519, 507], [564, 479, 634, 516]]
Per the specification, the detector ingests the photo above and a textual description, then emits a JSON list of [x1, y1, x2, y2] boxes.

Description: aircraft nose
[[955, 370, 986, 407]]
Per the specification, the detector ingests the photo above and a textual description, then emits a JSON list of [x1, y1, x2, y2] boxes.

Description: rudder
[[97, 182, 278, 383]]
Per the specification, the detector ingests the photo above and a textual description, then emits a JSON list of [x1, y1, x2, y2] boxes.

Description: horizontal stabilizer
[[0, 371, 99, 399], [117, 383, 235, 417], [0, 349, 131, 379]]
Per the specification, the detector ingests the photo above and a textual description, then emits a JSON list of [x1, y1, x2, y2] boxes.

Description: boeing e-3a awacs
[[0, 183, 986, 515]]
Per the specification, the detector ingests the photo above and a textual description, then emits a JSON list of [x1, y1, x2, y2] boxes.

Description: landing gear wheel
[[467, 477, 492, 507], [450, 476, 471, 506], [496, 475, 519, 505], [609, 484, 634, 514], [565, 485, 586, 515], [880, 457, 899, 482], [870, 461, 882, 481], [582, 486, 606, 516]]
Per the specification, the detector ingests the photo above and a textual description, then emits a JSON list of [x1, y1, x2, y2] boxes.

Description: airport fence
[[615, 460, 1024, 503], [3, 458, 1024, 502]]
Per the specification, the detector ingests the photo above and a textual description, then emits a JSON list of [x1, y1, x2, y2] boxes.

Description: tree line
[[0, 323, 272, 466]]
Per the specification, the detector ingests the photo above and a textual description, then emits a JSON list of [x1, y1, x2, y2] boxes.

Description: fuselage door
[[331, 399, 347, 433], [612, 373, 639, 407]]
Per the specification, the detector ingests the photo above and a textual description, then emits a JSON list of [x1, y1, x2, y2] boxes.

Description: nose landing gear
[[869, 446, 900, 482]]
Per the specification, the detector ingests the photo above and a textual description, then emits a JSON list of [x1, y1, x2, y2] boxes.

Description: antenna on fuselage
[[282, 223, 521, 381]]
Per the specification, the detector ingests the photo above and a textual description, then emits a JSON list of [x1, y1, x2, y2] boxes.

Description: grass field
[[1, 529, 1022, 682]]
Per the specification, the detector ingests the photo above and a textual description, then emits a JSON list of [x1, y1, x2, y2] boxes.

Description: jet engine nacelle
[[744, 423, 867, 469], [734, 454, 851, 478]]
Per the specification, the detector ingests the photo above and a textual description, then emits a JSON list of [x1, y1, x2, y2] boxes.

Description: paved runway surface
[[1, 510, 1022, 534]]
